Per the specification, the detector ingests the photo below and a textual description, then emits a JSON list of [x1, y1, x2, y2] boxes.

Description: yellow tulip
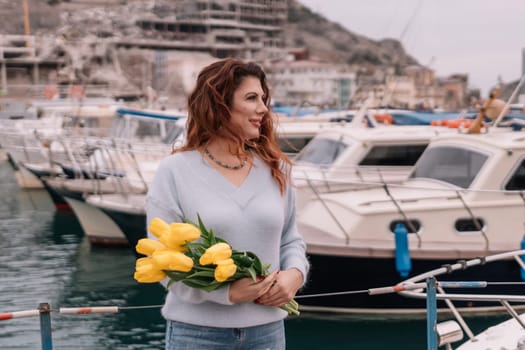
[[134, 257, 166, 283], [199, 242, 232, 265], [214, 259, 237, 282], [148, 217, 171, 239], [152, 249, 194, 272], [135, 257, 157, 273], [215, 258, 234, 265], [136, 238, 166, 256], [134, 269, 166, 283], [159, 223, 201, 251]]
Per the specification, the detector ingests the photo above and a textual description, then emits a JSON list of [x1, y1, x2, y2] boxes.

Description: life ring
[[70, 85, 84, 99], [43, 85, 58, 99]]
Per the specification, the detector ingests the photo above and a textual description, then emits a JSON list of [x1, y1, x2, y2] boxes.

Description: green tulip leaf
[[246, 266, 257, 281]]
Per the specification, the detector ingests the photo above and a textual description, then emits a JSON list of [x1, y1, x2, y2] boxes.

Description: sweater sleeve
[[279, 184, 310, 286], [145, 157, 233, 306]]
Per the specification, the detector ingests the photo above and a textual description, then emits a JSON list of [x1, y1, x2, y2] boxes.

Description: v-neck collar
[[187, 150, 261, 208]]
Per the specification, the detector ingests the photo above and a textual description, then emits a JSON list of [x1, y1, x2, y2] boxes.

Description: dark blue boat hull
[[98, 208, 146, 254]]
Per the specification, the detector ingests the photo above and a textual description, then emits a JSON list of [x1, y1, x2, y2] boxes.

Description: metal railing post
[[426, 278, 437, 350], [38, 303, 53, 350]]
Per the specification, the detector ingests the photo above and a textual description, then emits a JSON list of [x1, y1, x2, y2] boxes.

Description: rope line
[[2, 281, 525, 318], [295, 289, 369, 299], [119, 304, 164, 310]]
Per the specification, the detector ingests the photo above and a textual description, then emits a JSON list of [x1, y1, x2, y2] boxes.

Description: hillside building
[[352, 65, 468, 111], [135, 0, 288, 60], [0, 35, 63, 96], [267, 58, 356, 108]]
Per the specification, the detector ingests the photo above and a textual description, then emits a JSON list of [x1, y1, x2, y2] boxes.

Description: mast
[[23, 0, 31, 47]]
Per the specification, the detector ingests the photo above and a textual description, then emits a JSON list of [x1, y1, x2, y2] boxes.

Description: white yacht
[[295, 128, 525, 313]]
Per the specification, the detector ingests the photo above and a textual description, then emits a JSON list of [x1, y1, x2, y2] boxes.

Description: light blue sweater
[[145, 150, 310, 328]]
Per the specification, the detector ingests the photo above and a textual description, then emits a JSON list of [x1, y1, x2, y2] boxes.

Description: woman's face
[[229, 76, 268, 140]]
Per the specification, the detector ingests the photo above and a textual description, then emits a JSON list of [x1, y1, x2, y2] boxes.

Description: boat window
[[279, 137, 313, 155], [505, 159, 525, 190], [162, 122, 185, 144], [454, 218, 485, 232], [389, 219, 421, 234], [359, 144, 427, 166], [410, 146, 488, 188], [294, 137, 348, 166], [134, 120, 162, 139], [111, 114, 128, 138]]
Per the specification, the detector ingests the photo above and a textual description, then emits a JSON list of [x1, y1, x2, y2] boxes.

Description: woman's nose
[[257, 100, 268, 114]]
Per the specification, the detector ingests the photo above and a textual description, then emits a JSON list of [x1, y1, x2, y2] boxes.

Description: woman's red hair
[[174, 57, 291, 193]]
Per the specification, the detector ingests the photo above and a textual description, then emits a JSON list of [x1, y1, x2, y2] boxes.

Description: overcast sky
[[299, 0, 525, 95]]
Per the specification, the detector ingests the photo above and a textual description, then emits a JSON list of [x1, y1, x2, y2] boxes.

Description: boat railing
[[0, 129, 52, 164], [4, 251, 525, 349], [391, 249, 525, 349], [42, 134, 167, 197], [0, 302, 162, 350], [293, 165, 411, 191]]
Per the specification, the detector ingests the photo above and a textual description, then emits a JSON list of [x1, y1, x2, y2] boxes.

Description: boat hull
[[14, 166, 44, 189], [98, 208, 146, 250], [63, 196, 129, 246], [40, 178, 72, 210]]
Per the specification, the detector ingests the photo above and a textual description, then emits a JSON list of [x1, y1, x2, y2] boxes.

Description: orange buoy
[[70, 85, 84, 99], [461, 119, 474, 128], [43, 85, 58, 99], [446, 119, 465, 128], [374, 113, 393, 124]]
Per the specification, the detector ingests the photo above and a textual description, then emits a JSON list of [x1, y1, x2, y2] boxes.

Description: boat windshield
[[295, 137, 348, 166], [162, 121, 185, 144], [279, 136, 313, 156], [359, 144, 427, 166], [410, 145, 488, 188], [112, 116, 184, 143]]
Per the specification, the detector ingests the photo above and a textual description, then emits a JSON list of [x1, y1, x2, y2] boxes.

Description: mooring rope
[[2, 280, 525, 320]]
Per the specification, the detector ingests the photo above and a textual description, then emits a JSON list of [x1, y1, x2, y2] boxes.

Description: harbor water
[[0, 160, 507, 349]]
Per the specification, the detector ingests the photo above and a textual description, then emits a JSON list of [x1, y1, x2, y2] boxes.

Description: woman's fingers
[[229, 270, 280, 303], [255, 269, 300, 307], [255, 270, 279, 296]]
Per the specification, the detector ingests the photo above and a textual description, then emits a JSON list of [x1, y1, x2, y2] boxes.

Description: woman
[[145, 57, 310, 350]]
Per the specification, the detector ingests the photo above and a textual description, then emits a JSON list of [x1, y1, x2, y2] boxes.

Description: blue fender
[[394, 223, 412, 278]]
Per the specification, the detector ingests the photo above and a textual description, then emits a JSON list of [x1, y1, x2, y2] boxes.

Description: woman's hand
[[228, 270, 279, 304], [254, 268, 303, 307]]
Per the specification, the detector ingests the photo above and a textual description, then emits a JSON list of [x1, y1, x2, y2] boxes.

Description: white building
[[267, 59, 356, 108]]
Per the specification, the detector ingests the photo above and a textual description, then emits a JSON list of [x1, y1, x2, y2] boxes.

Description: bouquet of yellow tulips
[[133, 215, 300, 315]]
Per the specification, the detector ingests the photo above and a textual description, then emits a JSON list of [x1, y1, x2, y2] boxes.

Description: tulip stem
[[280, 301, 300, 316]]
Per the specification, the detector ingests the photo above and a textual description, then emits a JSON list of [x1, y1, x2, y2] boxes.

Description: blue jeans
[[165, 319, 285, 350]]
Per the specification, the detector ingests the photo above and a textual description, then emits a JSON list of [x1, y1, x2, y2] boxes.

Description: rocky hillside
[[1, 0, 418, 69], [285, 0, 418, 68]]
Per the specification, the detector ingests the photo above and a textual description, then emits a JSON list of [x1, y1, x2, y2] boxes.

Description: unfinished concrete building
[[135, 0, 288, 59], [0, 34, 64, 97]]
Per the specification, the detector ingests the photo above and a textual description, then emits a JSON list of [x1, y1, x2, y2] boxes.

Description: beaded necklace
[[204, 148, 247, 170]]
